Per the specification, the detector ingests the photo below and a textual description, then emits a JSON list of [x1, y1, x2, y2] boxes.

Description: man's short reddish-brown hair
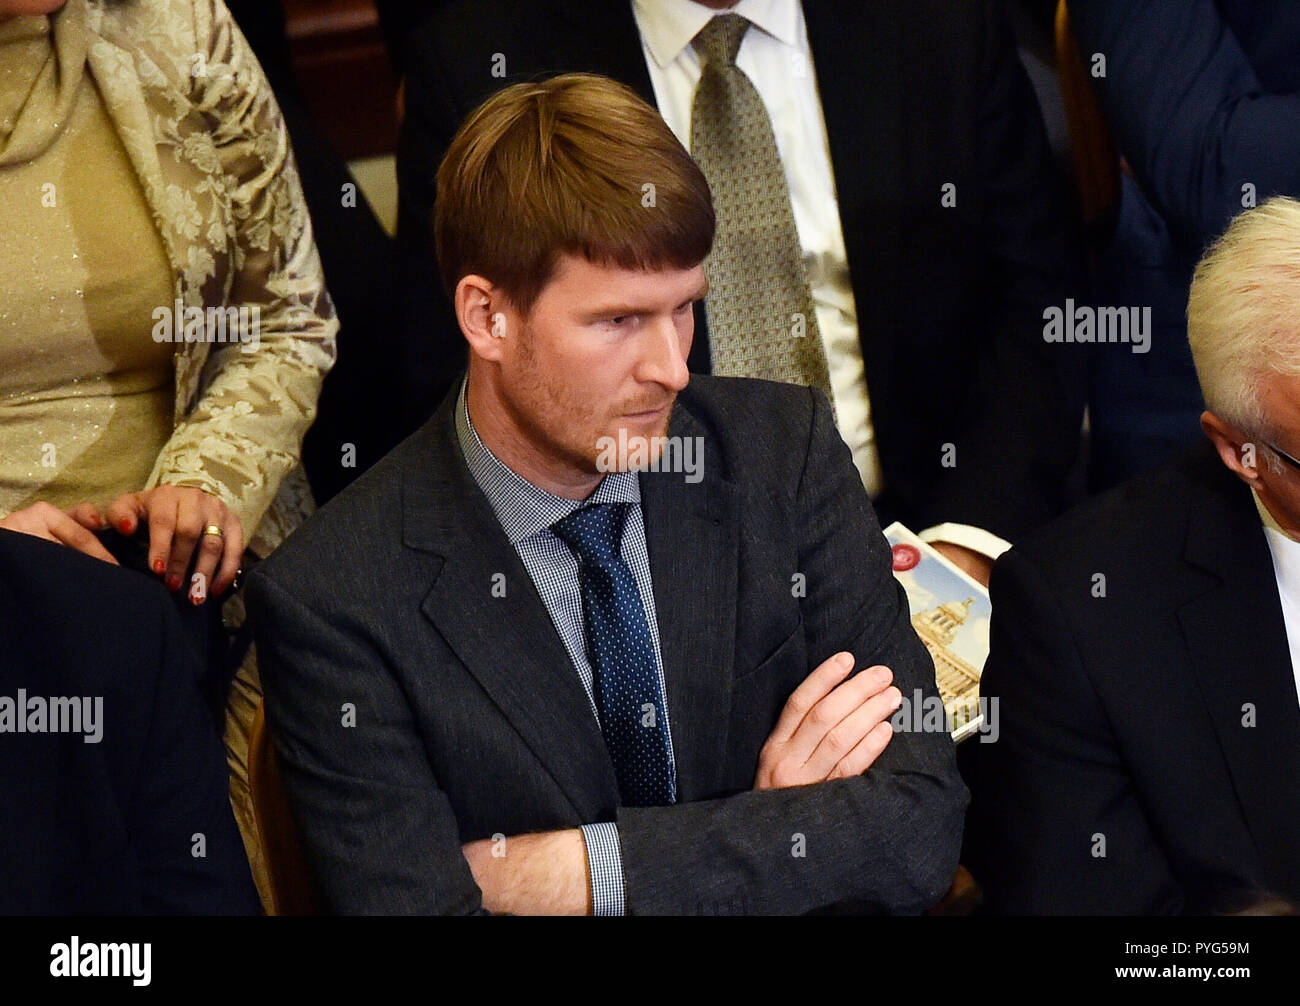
[[434, 73, 715, 316]]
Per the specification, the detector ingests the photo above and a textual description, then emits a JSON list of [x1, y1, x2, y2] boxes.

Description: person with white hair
[[966, 196, 1300, 915]]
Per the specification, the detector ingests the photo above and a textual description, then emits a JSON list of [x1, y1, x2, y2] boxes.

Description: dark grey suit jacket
[[249, 375, 967, 914]]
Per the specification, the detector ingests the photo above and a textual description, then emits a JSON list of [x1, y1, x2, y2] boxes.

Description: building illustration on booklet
[[884, 523, 991, 742]]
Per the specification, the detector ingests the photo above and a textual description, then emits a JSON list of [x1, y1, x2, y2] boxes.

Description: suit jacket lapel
[[1178, 462, 1300, 895], [406, 397, 620, 819], [405, 390, 741, 810], [549, 0, 656, 103], [802, 1, 903, 406], [640, 404, 740, 801]]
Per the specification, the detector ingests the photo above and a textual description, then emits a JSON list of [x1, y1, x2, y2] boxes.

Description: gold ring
[[203, 524, 225, 538]]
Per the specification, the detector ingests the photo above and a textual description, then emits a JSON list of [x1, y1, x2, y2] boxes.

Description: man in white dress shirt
[[967, 197, 1300, 914], [393, 0, 1086, 580]]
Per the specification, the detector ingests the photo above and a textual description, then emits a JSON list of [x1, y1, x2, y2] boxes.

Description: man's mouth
[[623, 400, 674, 420]]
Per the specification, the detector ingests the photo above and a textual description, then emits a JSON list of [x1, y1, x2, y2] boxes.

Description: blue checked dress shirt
[[454, 381, 678, 915]]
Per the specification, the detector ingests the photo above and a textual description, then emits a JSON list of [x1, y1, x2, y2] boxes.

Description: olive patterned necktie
[[689, 13, 835, 409]]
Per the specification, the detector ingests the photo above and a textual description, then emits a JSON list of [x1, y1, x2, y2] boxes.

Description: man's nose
[[638, 316, 691, 391]]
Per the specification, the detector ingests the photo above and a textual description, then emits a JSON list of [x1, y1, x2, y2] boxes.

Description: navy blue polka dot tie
[[553, 502, 675, 807]]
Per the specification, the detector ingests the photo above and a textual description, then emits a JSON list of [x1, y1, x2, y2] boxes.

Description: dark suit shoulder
[[816, 0, 987, 71], [676, 375, 825, 484], [251, 419, 427, 597], [259, 376, 825, 601], [411, 0, 527, 60], [1006, 443, 1237, 580], [410, 0, 643, 96], [0, 527, 167, 616], [891, 0, 990, 50]]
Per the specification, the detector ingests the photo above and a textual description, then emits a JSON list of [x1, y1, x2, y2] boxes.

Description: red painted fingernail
[[117, 519, 132, 535], [166, 574, 181, 591], [152, 559, 165, 575]]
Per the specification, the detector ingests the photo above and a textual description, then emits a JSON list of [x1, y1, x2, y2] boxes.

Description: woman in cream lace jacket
[[0, 0, 336, 909]]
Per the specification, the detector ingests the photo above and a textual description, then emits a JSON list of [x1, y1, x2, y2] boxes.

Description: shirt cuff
[[917, 522, 1012, 562], [580, 822, 626, 916]]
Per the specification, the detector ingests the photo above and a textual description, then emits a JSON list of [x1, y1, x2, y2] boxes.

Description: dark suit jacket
[[0, 530, 259, 915], [1066, 0, 1300, 488], [393, 0, 1085, 540], [248, 375, 968, 915], [1073, 0, 1300, 250], [968, 443, 1300, 913], [1071, 1, 1300, 489]]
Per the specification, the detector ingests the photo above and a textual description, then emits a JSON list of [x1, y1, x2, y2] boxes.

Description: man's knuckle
[[824, 726, 851, 756]]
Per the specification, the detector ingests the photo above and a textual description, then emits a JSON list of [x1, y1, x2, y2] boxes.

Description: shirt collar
[[1254, 488, 1299, 539], [1254, 489, 1300, 595], [632, 0, 800, 70], [455, 379, 640, 544]]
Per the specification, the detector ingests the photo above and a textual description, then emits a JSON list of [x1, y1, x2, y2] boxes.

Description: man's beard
[[511, 326, 676, 473]]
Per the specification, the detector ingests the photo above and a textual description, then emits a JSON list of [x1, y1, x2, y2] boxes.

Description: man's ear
[[1202, 410, 1266, 488], [456, 275, 511, 363]]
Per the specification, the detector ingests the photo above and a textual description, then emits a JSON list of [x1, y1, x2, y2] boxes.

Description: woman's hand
[[0, 501, 119, 565], [105, 486, 244, 602]]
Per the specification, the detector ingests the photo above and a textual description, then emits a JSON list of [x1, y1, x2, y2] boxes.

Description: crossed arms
[[249, 390, 967, 914], [461, 654, 909, 914]]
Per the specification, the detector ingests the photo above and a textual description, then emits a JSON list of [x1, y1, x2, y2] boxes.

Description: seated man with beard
[[248, 73, 966, 915]]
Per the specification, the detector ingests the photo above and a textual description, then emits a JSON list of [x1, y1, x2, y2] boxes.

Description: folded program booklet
[[883, 523, 991, 743]]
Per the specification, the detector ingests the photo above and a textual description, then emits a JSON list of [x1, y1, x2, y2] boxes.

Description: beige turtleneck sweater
[[0, 11, 176, 515]]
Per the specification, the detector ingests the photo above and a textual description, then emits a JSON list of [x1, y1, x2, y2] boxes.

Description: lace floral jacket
[[80, 0, 337, 556]]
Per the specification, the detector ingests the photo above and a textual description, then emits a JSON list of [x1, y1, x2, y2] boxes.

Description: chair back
[[1055, 0, 1122, 243], [249, 699, 322, 915]]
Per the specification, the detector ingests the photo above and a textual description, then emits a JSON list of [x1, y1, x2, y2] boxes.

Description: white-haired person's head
[[1191, 195, 1300, 536]]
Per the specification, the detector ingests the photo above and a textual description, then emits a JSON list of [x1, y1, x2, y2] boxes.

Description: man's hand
[[0, 501, 118, 565], [754, 651, 902, 790], [105, 486, 244, 602], [929, 540, 993, 588], [461, 829, 591, 915]]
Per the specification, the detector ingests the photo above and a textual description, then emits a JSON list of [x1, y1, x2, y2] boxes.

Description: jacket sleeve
[[1072, 0, 1300, 247], [149, 0, 338, 539], [615, 389, 970, 915], [248, 569, 488, 915], [967, 546, 1182, 914]]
